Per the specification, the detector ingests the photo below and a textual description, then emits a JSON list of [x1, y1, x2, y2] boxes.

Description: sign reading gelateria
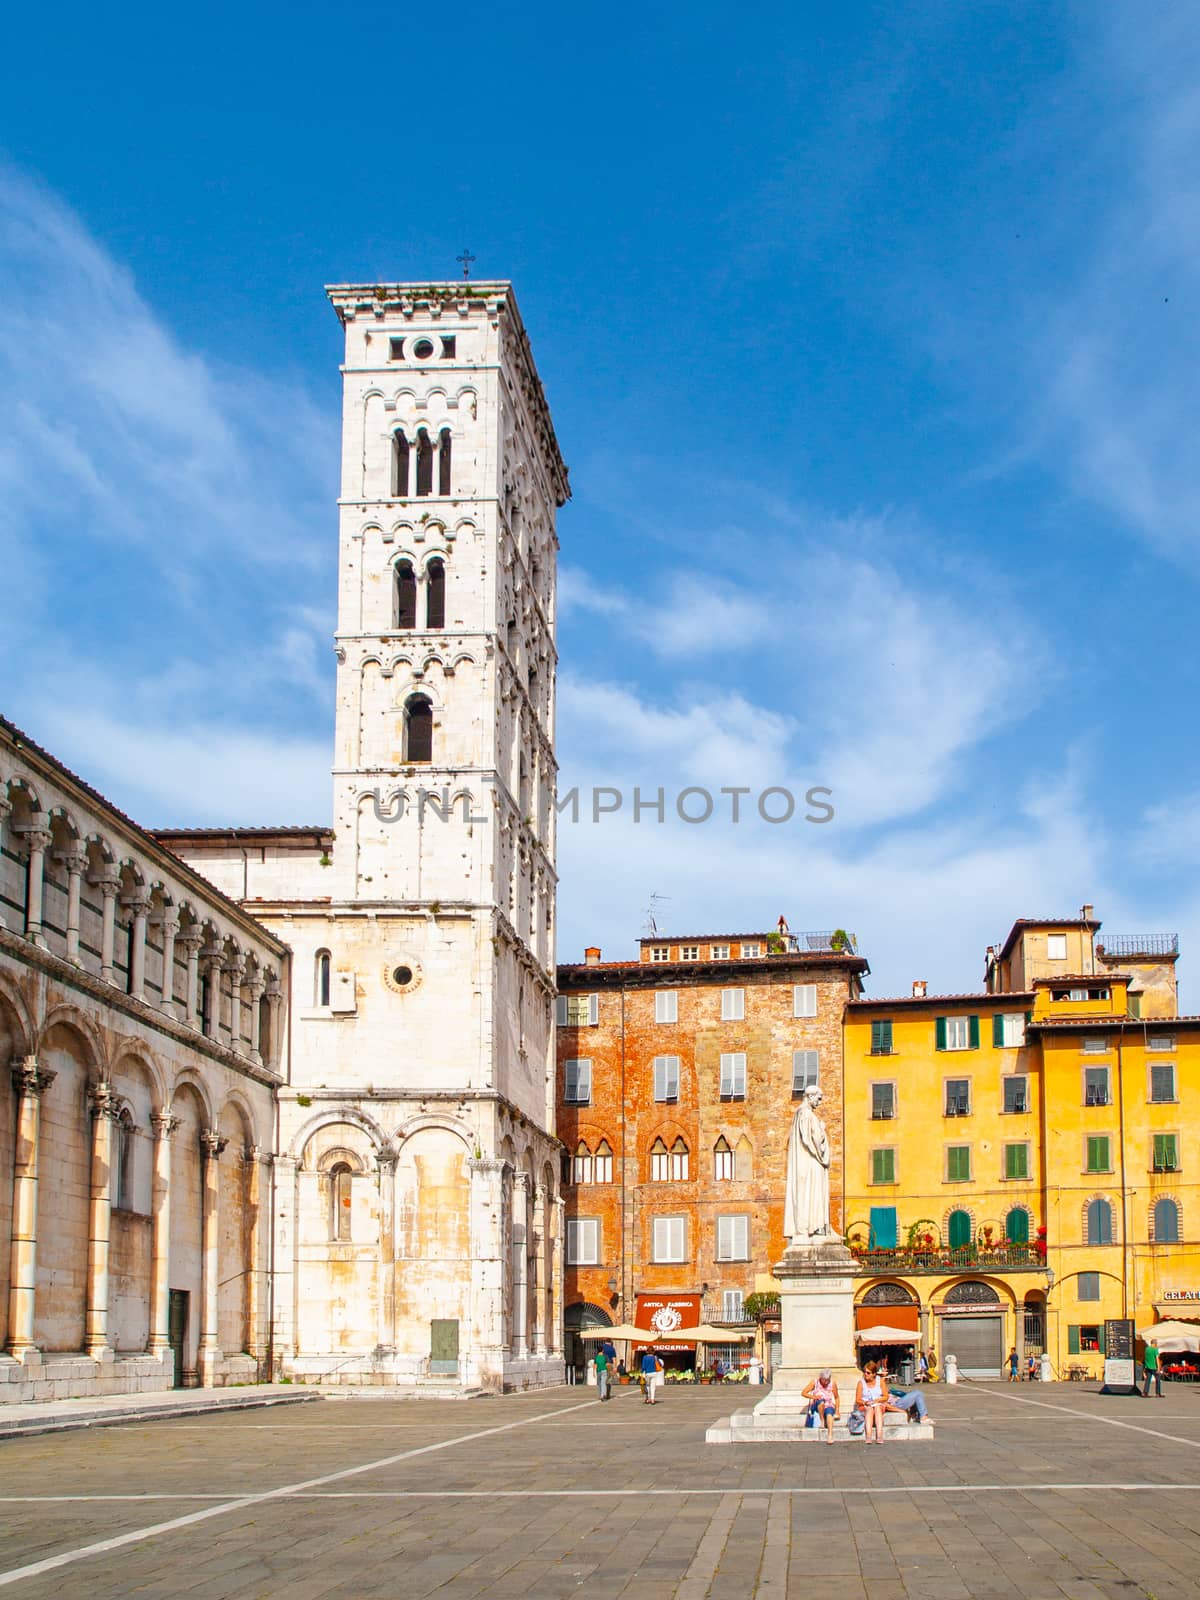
[[634, 1292, 701, 1352], [1160, 1291, 1200, 1302]]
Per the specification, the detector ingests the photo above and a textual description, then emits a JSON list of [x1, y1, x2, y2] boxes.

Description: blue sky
[[2, 1, 1199, 998]]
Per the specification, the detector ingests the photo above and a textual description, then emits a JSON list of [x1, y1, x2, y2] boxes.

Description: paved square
[[2, 1381, 1200, 1597]]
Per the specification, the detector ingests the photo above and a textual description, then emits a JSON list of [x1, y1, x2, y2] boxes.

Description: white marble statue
[[784, 1084, 832, 1242]]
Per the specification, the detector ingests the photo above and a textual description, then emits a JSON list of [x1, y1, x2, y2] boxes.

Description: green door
[[430, 1319, 459, 1375], [948, 1210, 971, 1250]]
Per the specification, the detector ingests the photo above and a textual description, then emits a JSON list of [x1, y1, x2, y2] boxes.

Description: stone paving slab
[[0, 1381, 1199, 1595], [0, 1382, 319, 1438]]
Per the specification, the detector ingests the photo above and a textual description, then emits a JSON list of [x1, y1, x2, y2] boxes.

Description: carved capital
[[11, 1055, 54, 1099], [54, 846, 88, 876], [151, 1110, 181, 1141], [244, 976, 266, 1002], [199, 1129, 228, 1161], [245, 1143, 273, 1167], [226, 956, 247, 986], [88, 1081, 117, 1118], [376, 1141, 400, 1173], [93, 872, 121, 901], [122, 894, 153, 921], [157, 909, 181, 936], [513, 1171, 531, 1193], [177, 928, 204, 953], [16, 824, 52, 854]]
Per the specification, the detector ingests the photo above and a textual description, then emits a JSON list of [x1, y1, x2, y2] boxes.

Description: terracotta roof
[[846, 992, 1033, 1009], [1029, 1015, 1200, 1030], [154, 826, 332, 843], [557, 951, 869, 986], [998, 916, 1101, 961], [0, 715, 288, 951]]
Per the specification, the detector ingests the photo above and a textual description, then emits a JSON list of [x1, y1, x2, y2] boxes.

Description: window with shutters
[[1150, 1062, 1176, 1103], [947, 1209, 971, 1249], [563, 992, 601, 1030], [938, 1015, 978, 1051], [1077, 1271, 1100, 1301], [1148, 1035, 1176, 1052], [1078, 1324, 1102, 1352], [871, 1082, 896, 1120], [1003, 1075, 1029, 1114], [572, 1142, 592, 1184], [721, 988, 745, 1021], [652, 1215, 686, 1262], [793, 984, 817, 1018], [944, 1078, 971, 1117], [871, 1147, 896, 1185], [1005, 1206, 1029, 1243], [870, 1018, 894, 1055], [655, 990, 678, 1024], [1084, 1065, 1110, 1106], [563, 1058, 592, 1104], [1153, 1133, 1180, 1173], [1086, 1197, 1113, 1243], [716, 1214, 750, 1261], [1003, 1143, 1030, 1181], [1046, 935, 1068, 960], [722, 1288, 745, 1322], [946, 1145, 972, 1182], [594, 1140, 613, 1184], [792, 1050, 819, 1095], [566, 1218, 600, 1265], [720, 1053, 746, 1099], [1085, 1136, 1111, 1173], [1081, 1035, 1109, 1054], [994, 1012, 1027, 1048], [653, 1055, 680, 1102], [714, 1137, 735, 1181], [1154, 1197, 1180, 1243], [670, 1138, 689, 1180]]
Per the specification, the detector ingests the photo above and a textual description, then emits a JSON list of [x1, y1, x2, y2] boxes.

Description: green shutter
[[936, 1017, 947, 1051], [872, 1148, 895, 1184], [992, 1014, 1003, 1048], [1099, 1324, 1106, 1355], [1006, 1207, 1029, 1244], [1154, 1133, 1177, 1170], [869, 1206, 897, 1249], [968, 1015, 980, 1050], [1005, 1144, 1027, 1180], [1026, 1010, 1033, 1028], [882, 1020, 893, 1053], [1068, 1325, 1080, 1355], [948, 1209, 971, 1248], [1087, 1136, 1109, 1173], [947, 1146, 970, 1182]]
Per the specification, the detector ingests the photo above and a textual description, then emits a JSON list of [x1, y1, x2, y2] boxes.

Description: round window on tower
[[383, 960, 422, 994], [411, 337, 436, 361]]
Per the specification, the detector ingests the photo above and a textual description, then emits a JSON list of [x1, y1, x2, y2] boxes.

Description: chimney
[[1081, 904, 1094, 922], [584, 946, 602, 966], [912, 980, 927, 998]]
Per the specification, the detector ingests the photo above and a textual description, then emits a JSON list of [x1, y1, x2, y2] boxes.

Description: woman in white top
[[801, 1370, 840, 1442], [856, 1359, 889, 1443]]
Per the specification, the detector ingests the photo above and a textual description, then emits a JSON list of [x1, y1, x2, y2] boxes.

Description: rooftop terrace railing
[[1096, 934, 1179, 958]]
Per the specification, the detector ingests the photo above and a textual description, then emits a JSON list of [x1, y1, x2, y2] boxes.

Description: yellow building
[[842, 912, 1198, 1379]]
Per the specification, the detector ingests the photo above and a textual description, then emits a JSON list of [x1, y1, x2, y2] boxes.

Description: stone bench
[[707, 1407, 936, 1444]]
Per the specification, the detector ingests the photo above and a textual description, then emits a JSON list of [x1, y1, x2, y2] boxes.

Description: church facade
[[160, 281, 570, 1390]]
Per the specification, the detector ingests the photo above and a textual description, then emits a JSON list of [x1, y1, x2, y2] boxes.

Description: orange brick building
[[556, 927, 868, 1374]]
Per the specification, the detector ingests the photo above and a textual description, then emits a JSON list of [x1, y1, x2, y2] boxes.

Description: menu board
[[1105, 1319, 1135, 1360]]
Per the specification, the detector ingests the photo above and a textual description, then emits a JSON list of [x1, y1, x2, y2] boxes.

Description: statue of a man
[[785, 1084, 832, 1243]]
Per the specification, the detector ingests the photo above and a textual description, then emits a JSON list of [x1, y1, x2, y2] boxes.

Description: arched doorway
[[939, 1280, 1004, 1379], [858, 1282, 920, 1382], [564, 1302, 612, 1382]]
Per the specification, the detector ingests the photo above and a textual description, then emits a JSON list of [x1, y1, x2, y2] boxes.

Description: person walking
[[1025, 1352, 1038, 1382], [917, 1350, 930, 1383], [1007, 1347, 1019, 1383], [1143, 1338, 1163, 1398], [801, 1370, 840, 1442], [856, 1360, 889, 1444], [640, 1348, 658, 1404], [652, 1352, 666, 1404], [594, 1344, 610, 1401]]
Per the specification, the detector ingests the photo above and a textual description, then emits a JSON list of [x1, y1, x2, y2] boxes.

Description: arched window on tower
[[425, 559, 445, 629], [1154, 1197, 1180, 1243], [392, 432, 410, 497], [714, 1137, 734, 1181], [650, 1138, 668, 1182], [594, 1140, 613, 1183], [315, 949, 331, 1007], [259, 991, 272, 1064], [329, 1164, 353, 1242], [1086, 1197, 1114, 1245], [404, 695, 433, 763], [572, 1141, 592, 1184], [670, 1138, 689, 1181], [415, 428, 434, 496], [395, 561, 417, 629], [438, 428, 452, 495]]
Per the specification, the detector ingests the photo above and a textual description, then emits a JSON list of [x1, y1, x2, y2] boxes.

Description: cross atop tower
[[456, 248, 476, 280]]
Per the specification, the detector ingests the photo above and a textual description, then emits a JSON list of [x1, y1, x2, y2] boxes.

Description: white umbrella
[[1137, 1319, 1200, 1350], [673, 1324, 756, 1342], [854, 1324, 918, 1345], [577, 1324, 658, 1342]]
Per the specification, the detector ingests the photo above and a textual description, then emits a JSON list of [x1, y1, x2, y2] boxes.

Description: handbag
[[847, 1407, 866, 1436]]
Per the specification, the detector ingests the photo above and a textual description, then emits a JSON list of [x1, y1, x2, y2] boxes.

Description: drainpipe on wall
[[620, 984, 628, 1315], [1116, 1021, 1130, 1320]]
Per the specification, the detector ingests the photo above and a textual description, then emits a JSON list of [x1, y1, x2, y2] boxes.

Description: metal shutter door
[[943, 1315, 1004, 1377]]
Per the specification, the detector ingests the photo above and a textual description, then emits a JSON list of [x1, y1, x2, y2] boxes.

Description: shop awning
[[854, 1323, 918, 1345]]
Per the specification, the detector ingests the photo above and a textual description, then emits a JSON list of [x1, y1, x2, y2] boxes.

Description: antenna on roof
[[643, 892, 670, 937]]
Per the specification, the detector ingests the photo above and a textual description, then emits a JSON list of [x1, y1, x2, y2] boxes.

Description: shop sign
[[634, 1291, 701, 1352]]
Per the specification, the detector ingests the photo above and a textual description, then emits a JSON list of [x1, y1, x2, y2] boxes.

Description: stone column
[[532, 1181, 549, 1357], [6, 1057, 55, 1357], [95, 872, 121, 984], [511, 1171, 529, 1360], [179, 930, 202, 1029], [123, 894, 152, 1003], [265, 976, 283, 1071], [271, 1154, 298, 1377], [468, 1156, 509, 1389], [157, 909, 179, 1017], [227, 956, 246, 1054], [0, 793, 10, 929], [201, 946, 223, 1041], [197, 1129, 227, 1382], [17, 820, 53, 949], [85, 1081, 116, 1360], [55, 846, 88, 964], [245, 975, 265, 1065], [377, 1144, 398, 1355], [244, 1146, 273, 1374], [147, 1110, 179, 1359], [551, 1194, 565, 1358]]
